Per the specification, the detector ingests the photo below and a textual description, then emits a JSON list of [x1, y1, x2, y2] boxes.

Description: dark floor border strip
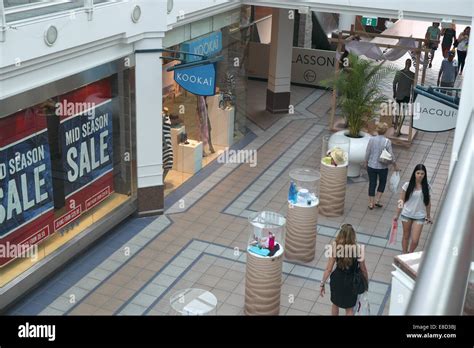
[[63, 216, 174, 315], [137, 238, 390, 316], [115, 238, 196, 315], [7, 215, 156, 315], [142, 252, 208, 315], [221, 121, 324, 214], [164, 129, 257, 210]]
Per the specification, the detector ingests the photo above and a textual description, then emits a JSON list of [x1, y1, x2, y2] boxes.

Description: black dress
[[330, 257, 358, 309]]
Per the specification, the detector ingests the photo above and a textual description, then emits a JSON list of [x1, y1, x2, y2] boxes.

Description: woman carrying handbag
[[320, 224, 369, 315], [365, 122, 399, 210]]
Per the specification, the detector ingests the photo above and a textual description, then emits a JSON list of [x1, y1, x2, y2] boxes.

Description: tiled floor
[[8, 74, 454, 317]]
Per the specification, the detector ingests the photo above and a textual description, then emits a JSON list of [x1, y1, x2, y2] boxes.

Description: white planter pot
[[329, 130, 371, 177]]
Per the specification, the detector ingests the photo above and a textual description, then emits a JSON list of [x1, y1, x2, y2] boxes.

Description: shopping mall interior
[[0, 1, 472, 331]]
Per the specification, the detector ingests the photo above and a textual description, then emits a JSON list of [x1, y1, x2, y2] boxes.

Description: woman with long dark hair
[[393, 164, 433, 253]]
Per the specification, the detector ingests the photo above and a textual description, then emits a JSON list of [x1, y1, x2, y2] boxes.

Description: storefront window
[[162, 7, 251, 196], [0, 71, 134, 287]]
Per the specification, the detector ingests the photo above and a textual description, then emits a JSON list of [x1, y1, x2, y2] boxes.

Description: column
[[266, 8, 294, 114], [135, 38, 164, 216], [338, 14, 356, 31], [297, 11, 313, 48]]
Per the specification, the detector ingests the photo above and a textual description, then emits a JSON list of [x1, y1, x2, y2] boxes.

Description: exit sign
[[362, 17, 378, 26]]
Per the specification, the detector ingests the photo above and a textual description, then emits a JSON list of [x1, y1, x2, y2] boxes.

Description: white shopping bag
[[389, 171, 400, 193], [355, 292, 371, 315]]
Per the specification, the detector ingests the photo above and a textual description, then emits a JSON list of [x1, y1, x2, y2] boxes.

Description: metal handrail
[[406, 115, 474, 315]]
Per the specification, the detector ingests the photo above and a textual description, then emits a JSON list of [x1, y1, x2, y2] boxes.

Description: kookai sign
[[181, 32, 222, 62], [174, 63, 216, 96]]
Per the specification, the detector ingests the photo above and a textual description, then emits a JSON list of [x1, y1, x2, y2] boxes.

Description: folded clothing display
[[248, 246, 270, 256], [248, 243, 281, 257]]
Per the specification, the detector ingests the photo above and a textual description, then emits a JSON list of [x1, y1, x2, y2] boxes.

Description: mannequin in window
[[196, 96, 215, 157], [162, 107, 173, 178]]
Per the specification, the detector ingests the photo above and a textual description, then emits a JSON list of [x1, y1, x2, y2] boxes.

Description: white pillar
[[135, 38, 164, 215], [338, 14, 356, 31], [266, 8, 295, 113]]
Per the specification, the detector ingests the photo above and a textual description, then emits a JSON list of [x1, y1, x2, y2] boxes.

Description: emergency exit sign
[[362, 17, 378, 26]]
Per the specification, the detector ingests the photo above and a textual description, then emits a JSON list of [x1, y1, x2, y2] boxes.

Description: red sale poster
[[0, 108, 54, 267]]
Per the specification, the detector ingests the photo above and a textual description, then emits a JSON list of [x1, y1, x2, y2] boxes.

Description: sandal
[[368, 204, 374, 210], [375, 202, 383, 208]]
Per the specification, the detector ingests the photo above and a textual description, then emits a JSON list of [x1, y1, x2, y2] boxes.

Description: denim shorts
[[400, 214, 425, 225]]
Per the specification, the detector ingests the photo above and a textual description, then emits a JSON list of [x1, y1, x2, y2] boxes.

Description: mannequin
[[162, 107, 173, 179], [196, 96, 215, 157]]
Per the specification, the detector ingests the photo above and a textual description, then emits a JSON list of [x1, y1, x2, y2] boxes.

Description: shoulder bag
[[379, 138, 393, 164], [353, 260, 368, 295]]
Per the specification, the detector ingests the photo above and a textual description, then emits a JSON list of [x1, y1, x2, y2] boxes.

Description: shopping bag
[[355, 292, 371, 315], [389, 171, 400, 192], [389, 219, 398, 245]]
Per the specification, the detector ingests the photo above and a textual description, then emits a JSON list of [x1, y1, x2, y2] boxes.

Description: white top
[[401, 182, 431, 219]]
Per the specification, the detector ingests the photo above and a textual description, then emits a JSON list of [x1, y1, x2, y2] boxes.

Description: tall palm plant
[[323, 53, 393, 138]]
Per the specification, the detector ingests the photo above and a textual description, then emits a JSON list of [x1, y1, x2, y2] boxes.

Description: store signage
[[291, 47, 336, 85], [413, 93, 457, 132], [181, 31, 222, 62], [0, 116, 54, 267], [248, 42, 336, 87], [58, 99, 114, 231], [362, 17, 378, 27], [174, 63, 216, 96]]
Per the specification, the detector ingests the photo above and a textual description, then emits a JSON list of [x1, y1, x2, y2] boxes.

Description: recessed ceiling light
[[167, 0, 174, 14], [44, 25, 58, 46], [131, 5, 141, 23]]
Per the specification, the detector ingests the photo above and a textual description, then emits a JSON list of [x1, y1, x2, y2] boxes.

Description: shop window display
[[0, 74, 133, 287], [247, 211, 286, 258], [161, 12, 251, 196]]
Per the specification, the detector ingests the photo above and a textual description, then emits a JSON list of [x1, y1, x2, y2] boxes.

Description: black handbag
[[353, 260, 368, 295]]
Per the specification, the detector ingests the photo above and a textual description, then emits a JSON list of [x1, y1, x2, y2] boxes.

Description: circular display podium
[[245, 211, 286, 315], [285, 168, 320, 263], [319, 135, 348, 217], [319, 163, 347, 217]]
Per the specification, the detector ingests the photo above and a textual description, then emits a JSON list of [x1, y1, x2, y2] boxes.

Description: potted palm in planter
[[322, 53, 392, 177]]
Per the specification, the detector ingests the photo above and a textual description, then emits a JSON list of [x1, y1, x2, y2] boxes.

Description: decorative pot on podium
[[285, 168, 320, 262], [245, 211, 286, 315]]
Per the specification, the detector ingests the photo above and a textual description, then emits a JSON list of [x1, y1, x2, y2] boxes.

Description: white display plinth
[[170, 288, 217, 315], [389, 251, 422, 315], [207, 94, 235, 148], [171, 126, 185, 171], [177, 140, 202, 174]]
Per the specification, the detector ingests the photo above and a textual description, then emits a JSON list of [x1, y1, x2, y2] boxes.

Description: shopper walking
[[392, 59, 415, 133], [365, 122, 399, 210], [437, 50, 458, 94], [455, 26, 470, 75], [320, 224, 368, 316], [441, 23, 457, 58], [393, 164, 433, 254], [425, 22, 441, 68]]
